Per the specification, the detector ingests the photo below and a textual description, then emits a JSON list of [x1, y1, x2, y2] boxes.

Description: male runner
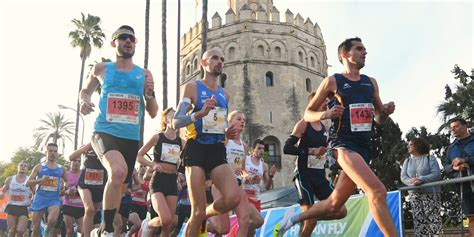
[[0, 161, 34, 237], [173, 48, 240, 236], [80, 25, 158, 236], [276, 37, 397, 236], [27, 143, 68, 237]]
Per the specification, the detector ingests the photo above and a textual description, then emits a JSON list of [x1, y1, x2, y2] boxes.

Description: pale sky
[[0, 0, 472, 163]]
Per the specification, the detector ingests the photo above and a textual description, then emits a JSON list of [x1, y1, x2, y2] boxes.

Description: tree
[[371, 118, 406, 191], [69, 13, 105, 150], [162, 0, 168, 109], [437, 65, 474, 131], [33, 112, 75, 153], [144, 0, 151, 69]]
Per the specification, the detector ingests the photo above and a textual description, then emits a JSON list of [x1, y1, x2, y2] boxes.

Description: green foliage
[[69, 13, 105, 60], [371, 118, 406, 191], [437, 65, 474, 132]]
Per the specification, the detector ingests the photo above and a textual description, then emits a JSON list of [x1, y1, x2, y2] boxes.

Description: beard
[[212, 68, 222, 77], [117, 46, 135, 59]]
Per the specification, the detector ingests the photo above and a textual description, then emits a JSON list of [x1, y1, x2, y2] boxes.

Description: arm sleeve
[[173, 98, 194, 129], [283, 135, 308, 157]]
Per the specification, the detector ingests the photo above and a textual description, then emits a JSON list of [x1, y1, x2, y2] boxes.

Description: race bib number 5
[[349, 103, 374, 132], [107, 93, 140, 124], [202, 107, 227, 134]]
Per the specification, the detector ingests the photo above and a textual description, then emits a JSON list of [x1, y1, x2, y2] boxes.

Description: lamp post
[[58, 104, 85, 149]]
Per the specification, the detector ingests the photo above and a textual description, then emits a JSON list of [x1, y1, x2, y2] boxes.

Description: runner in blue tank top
[[27, 143, 68, 237], [173, 48, 241, 236], [276, 37, 398, 237], [79, 25, 158, 237]]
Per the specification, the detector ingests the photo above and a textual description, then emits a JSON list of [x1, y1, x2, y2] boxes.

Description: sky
[[0, 0, 472, 163]]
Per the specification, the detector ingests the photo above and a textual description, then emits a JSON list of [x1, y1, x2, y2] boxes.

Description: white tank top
[[226, 139, 245, 165], [243, 156, 264, 199], [8, 175, 31, 206]]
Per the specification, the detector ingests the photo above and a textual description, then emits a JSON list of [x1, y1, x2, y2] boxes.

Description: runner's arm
[[283, 119, 307, 156], [173, 83, 197, 129], [26, 165, 42, 187], [143, 69, 158, 118], [79, 63, 102, 104], [69, 143, 91, 161], [137, 134, 160, 167], [304, 76, 338, 122], [0, 176, 12, 198], [370, 77, 395, 124], [263, 163, 275, 191]]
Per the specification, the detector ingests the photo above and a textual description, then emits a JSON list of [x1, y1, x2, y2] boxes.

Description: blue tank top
[[36, 163, 62, 199], [298, 123, 327, 172], [186, 80, 228, 144], [328, 73, 374, 147], [94, 62, 145, 141]]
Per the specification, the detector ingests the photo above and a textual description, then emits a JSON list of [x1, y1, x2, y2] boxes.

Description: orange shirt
[[0, 188, 8, 219]]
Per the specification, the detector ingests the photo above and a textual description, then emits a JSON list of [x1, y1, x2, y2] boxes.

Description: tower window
[[298, 51, 304, 63], [193, 58, 198, 71], [258, 45, 264, 57], [275, 46, 281, 58], [265, 71, 274, 86], [310, 56, 315, 67], [306, 78, 312, 92], [228, 47, 235, 60]]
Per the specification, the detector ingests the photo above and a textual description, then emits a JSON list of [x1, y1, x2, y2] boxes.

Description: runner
[[210, 111, 264, 237], [242, 139, 277, 213], [63, 159, 84, 237], [0, 161, 34, 237], [136, 107, 182, 237], [283, 93, 346, 236], [27, 143, 68, 237], [275, 37, 397, 236], [80, 25, 158, 236], [173, 48, 241, 236], [70, 144, 106, 237]]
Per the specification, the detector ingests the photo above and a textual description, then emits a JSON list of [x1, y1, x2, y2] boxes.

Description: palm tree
[[33, 112, 75, 153], [162, 0, 168, 109], [69, 12, 105, 150]]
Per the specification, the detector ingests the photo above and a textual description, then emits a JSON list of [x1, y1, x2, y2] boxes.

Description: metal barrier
[[398, 175, 474, 236]]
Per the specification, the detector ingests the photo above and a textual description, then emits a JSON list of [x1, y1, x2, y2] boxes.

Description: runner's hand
[[226, 124, 238, 140], [383, 102, 395, 115], [144, 72, 155, 100], [234, 167, 243, 176], [80, 101, 95, 115], [199, 95, 217, 117], [323, 105, 344, 119], [153, 163, 163, 173], [269, 165, 277, 177]]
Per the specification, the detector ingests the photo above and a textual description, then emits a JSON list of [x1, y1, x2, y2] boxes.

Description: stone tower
[[180, 0, 328, 188]]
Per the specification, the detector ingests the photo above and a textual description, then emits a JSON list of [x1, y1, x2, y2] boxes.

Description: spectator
[[401, 137, 442, 236]]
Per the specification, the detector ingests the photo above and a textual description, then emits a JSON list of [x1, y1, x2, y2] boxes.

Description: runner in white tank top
[[0, 161, 34, 237]]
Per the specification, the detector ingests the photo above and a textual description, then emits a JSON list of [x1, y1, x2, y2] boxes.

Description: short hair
[[47, 143, 58, 149], [449, 117, 468, 126], [409, 137, 430, 155], [227, 110, 244, 123], [337, 37, 362, 64], [160, 107, 175, 131], [117, 25, 135, 34], [252, 139, 265, 149]]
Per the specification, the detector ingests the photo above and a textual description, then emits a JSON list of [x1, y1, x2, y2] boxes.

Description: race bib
[[84, 169, 104, 186], [307, 155, 326, 169], [349, 103, 374, 132], [106, 93, 140, 124], [132, 191, 146, 203], [202, 107, 227, 134], [161, 143, 181, 164], [67, 192, 82, 204], [10, 193, 26, 203], [40, 176, 58, 192], [244, 188, 257, 198], [227, 150, 244, 165]]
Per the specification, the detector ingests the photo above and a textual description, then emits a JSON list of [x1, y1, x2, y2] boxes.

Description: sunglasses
[[116, 34, 136, 43]]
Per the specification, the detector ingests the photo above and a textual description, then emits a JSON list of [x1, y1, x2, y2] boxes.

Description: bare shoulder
[[182, 81, 198, 100], [94, 62, 107, 76]]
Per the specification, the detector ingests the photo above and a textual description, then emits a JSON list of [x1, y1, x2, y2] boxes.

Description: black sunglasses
[[116, 34, 136, 43]]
